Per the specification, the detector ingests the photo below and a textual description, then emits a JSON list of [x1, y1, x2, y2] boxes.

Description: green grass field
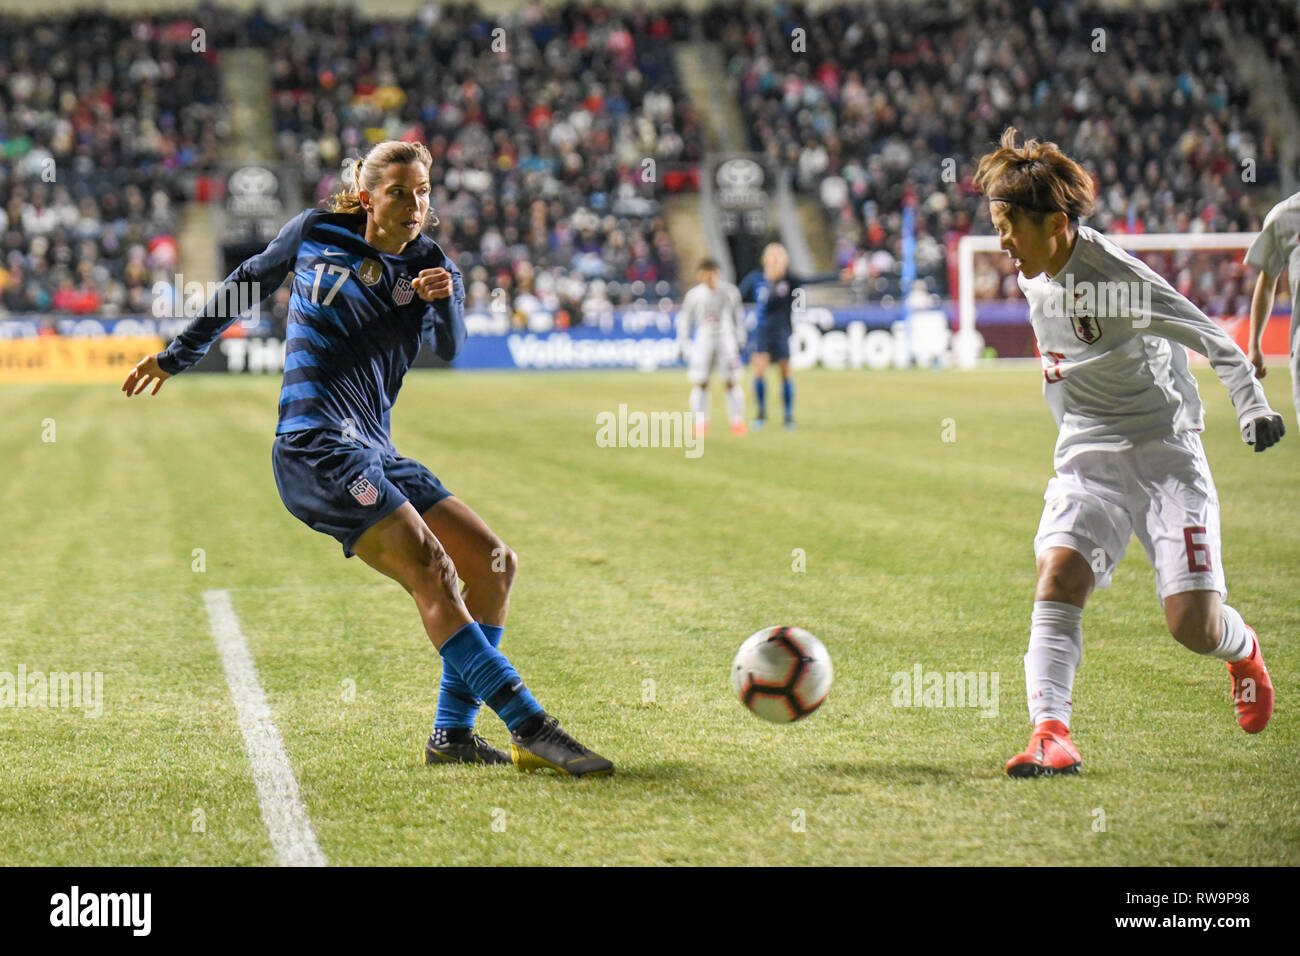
[[2, 366, 1297, 865]]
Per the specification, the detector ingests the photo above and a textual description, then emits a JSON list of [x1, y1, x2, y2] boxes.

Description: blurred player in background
[[974, 128, 1284, 778], [677, 258, 747, 437], [739, 242, 846, 429], [1245, 189, 1300, 426], [121, 140, 613, 777]]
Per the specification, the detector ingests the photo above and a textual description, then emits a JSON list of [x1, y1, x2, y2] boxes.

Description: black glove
[[1246, 414, 1286, 453]]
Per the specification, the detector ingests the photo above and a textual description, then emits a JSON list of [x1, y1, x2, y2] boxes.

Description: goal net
[[953, 232, 1291, 368]]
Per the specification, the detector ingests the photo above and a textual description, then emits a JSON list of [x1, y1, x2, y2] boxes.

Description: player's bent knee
[[1035, 550, 1093, 606], [489, 544, 518, 590], [411, 537, 461, 607], [1168, 607, 1221, 654]]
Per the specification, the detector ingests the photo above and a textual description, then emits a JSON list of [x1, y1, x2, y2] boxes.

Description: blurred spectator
[[707, 0, 1281, 312], [0, 10, 229, 318], [268, 2, 702, 321]]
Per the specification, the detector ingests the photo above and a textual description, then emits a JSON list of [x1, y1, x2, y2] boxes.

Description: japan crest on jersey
[[1071, 310, 1102, 345], [393, 275, 414, 306], [348, 476, 379, 506]]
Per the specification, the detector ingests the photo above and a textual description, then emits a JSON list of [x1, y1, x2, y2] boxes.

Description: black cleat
[[510, 715, 614, 777], [424, 728, 511, 766]]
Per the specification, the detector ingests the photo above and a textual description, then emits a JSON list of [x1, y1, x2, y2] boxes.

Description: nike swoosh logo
[[322, 250, 348, 257]]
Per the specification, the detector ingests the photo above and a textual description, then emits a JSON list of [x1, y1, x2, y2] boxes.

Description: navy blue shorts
[[272, 429, 453, 558], [754, 326, 791, 361]]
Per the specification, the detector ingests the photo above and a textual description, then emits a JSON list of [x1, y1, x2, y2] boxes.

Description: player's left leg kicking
[[354, 499, 613, 776], [420, 496, 516, 765]]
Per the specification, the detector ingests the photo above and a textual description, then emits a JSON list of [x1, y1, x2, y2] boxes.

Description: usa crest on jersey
[[348, 476, 379, 506], [393, 275, 414, 306]]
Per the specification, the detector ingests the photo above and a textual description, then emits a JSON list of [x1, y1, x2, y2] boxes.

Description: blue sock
[[434, 623, 503, 729], [437, 622, 542, 732], [754, 376, 766, 418], [782, 379, 794, 420]]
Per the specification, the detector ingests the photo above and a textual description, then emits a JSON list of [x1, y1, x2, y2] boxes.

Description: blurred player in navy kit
[[122, 140, 612, 776], [738, 242, 846, 429]]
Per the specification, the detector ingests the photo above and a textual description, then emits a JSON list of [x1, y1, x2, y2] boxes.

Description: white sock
[[725, 383, 744, 424], [1207, 604, 1254, 662], [690, 386, 709, 425], [1025, 600, 1083, 727]]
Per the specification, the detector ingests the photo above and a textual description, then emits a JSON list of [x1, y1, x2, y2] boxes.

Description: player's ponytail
[[973, 127, 1095, 225], [329, 140, 439, 228]]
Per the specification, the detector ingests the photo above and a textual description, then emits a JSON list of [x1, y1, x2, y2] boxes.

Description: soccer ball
[[731, 626, 833, 723]]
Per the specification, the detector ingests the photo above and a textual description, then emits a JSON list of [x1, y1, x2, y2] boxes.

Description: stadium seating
[[0, 12, 228, 319], [706, 0, 1282, 314], [0, 1, 1290, 323], [268, 3, 702, 323]]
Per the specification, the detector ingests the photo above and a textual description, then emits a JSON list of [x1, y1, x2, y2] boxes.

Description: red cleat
[[1005, 719, 1081, 777], [693, 419, 709, 439], [1227, 628, 1273, 734], [730, 419, 747, 436]]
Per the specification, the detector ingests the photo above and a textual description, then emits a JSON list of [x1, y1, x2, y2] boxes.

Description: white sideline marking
[[203, 589, 326, 867]]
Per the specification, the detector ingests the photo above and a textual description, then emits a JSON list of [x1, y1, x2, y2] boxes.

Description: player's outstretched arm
[[121, 353, 172, 398], [1142, 280, 1280, 450], [1247, 270, 1277, 379], [153, 209, 312, 378]]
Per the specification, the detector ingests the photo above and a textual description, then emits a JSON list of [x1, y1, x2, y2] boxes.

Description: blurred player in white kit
[[1245, 189, 1300, 426], [677, 258, 748, 437], [973, 128, 1285, 778]]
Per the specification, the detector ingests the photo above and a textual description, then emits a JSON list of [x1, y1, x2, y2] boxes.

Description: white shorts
[[1034, 431, 1226, 600], [687, 335, 743, 385]]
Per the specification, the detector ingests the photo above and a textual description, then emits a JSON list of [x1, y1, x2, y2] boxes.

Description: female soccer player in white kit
[[677, 258, 748, 437], [973, 129, 1284, 777], [1246, 189, 1300, 426]]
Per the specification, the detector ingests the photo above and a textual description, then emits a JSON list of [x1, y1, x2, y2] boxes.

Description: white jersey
[[1018, 225, 1273, 469], [1245, 190, 1300, 324], [677, 281, 745, 348]]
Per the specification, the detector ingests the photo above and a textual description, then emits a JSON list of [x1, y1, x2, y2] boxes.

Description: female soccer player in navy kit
[[122, 140, 612, 776]]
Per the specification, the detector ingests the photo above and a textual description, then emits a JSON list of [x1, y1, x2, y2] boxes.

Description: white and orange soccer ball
[[731, 626, 832, 723]]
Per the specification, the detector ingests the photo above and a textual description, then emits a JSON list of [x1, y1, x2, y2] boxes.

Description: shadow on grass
[[578, 760, 979, 786], [801, 761, 966, 783]]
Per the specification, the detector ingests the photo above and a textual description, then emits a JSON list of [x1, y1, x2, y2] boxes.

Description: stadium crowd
[[269, 2, 702, 325], [0, 11, 228, 319], [707, 0, 1284, 316], [0, 1, 1292, 324]]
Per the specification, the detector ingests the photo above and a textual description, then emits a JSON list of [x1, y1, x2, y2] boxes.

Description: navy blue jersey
[[751, 270, 840, 337], [737, 269, 765, 303], [157, 208, 465, 452]]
